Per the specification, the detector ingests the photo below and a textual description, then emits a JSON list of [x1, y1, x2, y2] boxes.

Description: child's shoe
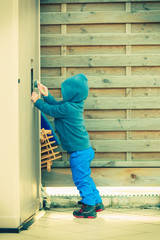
[[95, 202, 105, 212], [78, 201, 105, 213], [73, 204, 97, 218]]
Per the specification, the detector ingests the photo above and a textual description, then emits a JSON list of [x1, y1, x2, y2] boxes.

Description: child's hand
[[31, 92, 39, 103], [37, 82, 48, 96]]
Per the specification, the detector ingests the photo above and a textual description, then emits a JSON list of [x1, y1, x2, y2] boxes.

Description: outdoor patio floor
[[1, 208, 160, 240]]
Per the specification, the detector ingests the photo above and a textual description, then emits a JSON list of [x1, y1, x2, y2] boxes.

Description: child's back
[[35, 74, 90, 152]]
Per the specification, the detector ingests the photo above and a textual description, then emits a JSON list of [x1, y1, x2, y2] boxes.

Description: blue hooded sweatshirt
[[34, 74, 91, 152]]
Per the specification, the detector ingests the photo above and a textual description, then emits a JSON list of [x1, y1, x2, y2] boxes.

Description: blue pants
[[69, 147, 102, 206]]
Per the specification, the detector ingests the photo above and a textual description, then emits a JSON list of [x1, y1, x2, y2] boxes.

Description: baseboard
[[0, 228, 21, 233], [0, 209, 46, 233]]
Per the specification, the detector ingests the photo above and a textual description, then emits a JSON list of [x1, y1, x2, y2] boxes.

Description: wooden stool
[[40, 128, 61, 172]]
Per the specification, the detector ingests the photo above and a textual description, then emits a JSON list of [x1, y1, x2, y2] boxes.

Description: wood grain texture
[[41, 75, 160, 88], [49, 160, 160, 168], [67, 2, 126, 12], [48, 96, 160, 109], [67, 23, 126, 33], [40, 1, 160, 170], [60, 3, 67, 163], [91, 140, 160, 152], [84, 97, 160, 109], [84, 118, 160, 131], [41, 33, 160, 46], [41, 0, 160, 4], [41, 55, 160, 67], [41, 168, 160, 187], [57, 140, 160, 152], [132, 23, 160, 33], [49, 118, 160, 131], [40, 11, 160, 24]]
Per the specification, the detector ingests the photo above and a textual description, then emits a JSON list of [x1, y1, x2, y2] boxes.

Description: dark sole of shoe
[[96, 208, 105, 213]]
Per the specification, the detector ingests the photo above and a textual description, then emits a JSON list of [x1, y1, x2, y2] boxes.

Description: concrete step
[[48, 195, 160, 209]]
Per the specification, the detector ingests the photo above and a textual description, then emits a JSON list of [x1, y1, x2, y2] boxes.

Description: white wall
[[0, 0, 20, 228], [0, 0, 40, 228]]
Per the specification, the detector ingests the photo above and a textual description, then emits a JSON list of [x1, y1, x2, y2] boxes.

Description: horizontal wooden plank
[[52, 96, 160, 109], [41, 76, 160, 88], [50, 160, 160, 168], [42, 45, 126, 56], [59, 152, 160, 161], [67, 2, 126, 12], [40, 0, 160, 4], [132, 23, 160, 34], [49, 118, 160, 131], [41, 55, 160, 67], [85, 97, 160, 109], [41, 33, 160, 46], [132, 2, 160, 11], [57, 140, 160, 152], [67, 23, 126, 34], [41, 168, 160, 187], [91, 140, 160, 152], [85, 119, 160, 131], [40, 11, 160, 24], [132, 46, 160, 55], [84, 109, 160, 119]]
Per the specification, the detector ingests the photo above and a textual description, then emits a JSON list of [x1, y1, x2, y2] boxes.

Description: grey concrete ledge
[[50, 195, 160, 209]]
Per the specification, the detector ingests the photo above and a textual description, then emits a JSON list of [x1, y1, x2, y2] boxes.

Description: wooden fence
[[40, 0, 160, 168]]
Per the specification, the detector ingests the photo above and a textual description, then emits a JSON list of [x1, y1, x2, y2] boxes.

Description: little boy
[[31, 74, 105, 218]]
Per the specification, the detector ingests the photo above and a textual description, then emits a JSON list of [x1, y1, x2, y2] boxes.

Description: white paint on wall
[[0, 0, 40, 229], [0, 0, 20, 228]]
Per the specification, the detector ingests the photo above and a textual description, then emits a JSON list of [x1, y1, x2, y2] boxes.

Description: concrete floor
[[1, 208, 160, 240]]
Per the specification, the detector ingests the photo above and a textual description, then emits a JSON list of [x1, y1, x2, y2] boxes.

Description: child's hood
[[61, 74, 89, 103]]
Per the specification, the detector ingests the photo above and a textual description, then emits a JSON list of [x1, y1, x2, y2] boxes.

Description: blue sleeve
[[43, 92, 63, 105], [34, 99, 68, 118]]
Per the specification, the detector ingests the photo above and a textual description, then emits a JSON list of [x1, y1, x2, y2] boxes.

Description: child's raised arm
[[37, 82, 48, 96], [34, 99, 68, 118], [31, 92, 39, 103], [38, 82, 63, 105]]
